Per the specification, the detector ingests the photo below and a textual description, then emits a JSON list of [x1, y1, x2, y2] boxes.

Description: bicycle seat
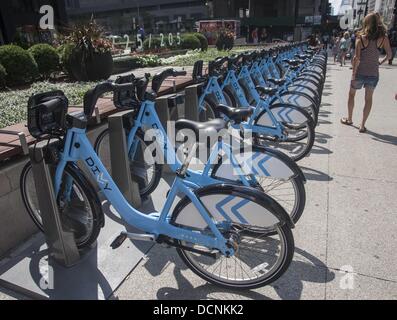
[[285, 59, 300, 67], [175, 119, 227, 140], [255, 86, 278, 97], [267, 78, 286, 86], [296, 54, 310, 60], [216, 104, 253, 124]]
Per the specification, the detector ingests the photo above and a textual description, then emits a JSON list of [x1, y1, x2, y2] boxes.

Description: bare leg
[[340, 52, 345, 66], [347, 87, 356, 122], [360, 87, 374, 130]]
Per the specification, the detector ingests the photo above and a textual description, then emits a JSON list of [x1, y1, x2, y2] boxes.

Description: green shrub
[[181, 34, 201, 50], [216, 29, 234, 51], [57, 43, 76, 77], [192, 33, 208, 51], [0, 45, 38, 86], [113, 54, 161, 73], [12, 31, 30, 50], [28, 43, 60, 78], [143, 37, 162, 51], [0, 64, 7, 87]]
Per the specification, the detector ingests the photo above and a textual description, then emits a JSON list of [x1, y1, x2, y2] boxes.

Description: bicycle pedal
[[110, 233, 128, 249]]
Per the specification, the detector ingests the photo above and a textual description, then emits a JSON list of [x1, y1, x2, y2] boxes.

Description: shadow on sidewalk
[[138, 245, 334, 300], [300, 167, 333, 182], [309, 144, 333, 155], [366, 130, 397, 146], [315, 132, 333, 144]]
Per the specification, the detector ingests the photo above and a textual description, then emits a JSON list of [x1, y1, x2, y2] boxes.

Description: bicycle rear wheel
[[211, 145, 306, 224], [254, 104, 315, 161], [171, 184, 294, 289]]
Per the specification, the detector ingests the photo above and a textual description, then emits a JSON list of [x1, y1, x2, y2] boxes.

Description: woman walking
[[339, 32, 351, 66], [341, 13, 392, 133], [332, 34, 341, 62]]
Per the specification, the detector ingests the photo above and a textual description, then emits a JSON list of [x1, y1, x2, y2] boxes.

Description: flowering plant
[[62, 18, 112, 54], [92, 38, 113, 53], [216, 28, 235, 51]]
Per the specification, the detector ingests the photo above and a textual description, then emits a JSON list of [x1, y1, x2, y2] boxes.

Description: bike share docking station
[[0, 78, 199, 299], [0, 123, 152, 300]]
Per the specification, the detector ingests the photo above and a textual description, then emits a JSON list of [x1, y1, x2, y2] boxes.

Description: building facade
[[0, 0, 68, 45], [339, 0, 396, 30], [368, 0, 396, 29], [65, 0, 208, 34], [210, 0, 330, 41]]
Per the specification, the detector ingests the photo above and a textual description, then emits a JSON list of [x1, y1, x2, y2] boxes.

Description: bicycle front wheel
[[171, 185, 294, 290], [20, 161, 103, 249], [199, 97, 219, 122]]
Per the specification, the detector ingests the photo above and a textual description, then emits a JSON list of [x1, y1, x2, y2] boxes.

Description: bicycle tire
[[211, 145, 306, 224], [254, 104, 315, 161], [94, 128, 163, 198], [20, 161, 103, 249], [171, 184, 294, 290]]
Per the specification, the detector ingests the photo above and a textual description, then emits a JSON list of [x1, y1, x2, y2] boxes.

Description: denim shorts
[[351, 75, 379, 89]]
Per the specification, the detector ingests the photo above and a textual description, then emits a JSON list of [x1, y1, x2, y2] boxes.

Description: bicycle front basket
[[113, 74, 140, 109], [27, 90, 69, 138]]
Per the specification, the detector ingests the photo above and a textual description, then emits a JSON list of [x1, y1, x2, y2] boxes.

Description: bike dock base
[[0, 205, 153, 299], [0, 137, 153, 299]]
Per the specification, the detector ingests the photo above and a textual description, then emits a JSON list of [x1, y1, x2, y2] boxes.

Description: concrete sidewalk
[[110, 60, 397, 300], [1, 59, 396, 300]]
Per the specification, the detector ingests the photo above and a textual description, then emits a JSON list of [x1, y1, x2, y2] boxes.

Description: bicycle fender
[[172, 184, 294, 230], [256, 104, 310, 126], [257, 146, 306, 183], [213, 148, 295, 181]]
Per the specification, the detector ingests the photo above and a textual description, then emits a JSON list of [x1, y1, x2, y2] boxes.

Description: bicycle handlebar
[[151, 68, 187, 93], [83, 82, 133, 117], [83, 68, 187, 115], [208, 57, 228, 76]]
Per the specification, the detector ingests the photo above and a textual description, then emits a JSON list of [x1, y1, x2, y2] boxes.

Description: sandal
[[340, 117, 353, 126], [359, 127, 367, 133]]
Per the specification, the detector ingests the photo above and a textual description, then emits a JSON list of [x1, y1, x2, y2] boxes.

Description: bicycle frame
[[125, 99, 257, 188], [198, 73, 285, 139], [249, 61, 301, 105], [52, 114, 241, 256], [256, 56, 317, 97]]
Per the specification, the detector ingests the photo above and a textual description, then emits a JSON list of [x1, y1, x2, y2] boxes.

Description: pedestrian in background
[[260, 28, 267, 43], [388, 28, 397, 65], [341, 13, 392, 133], [308, 34, 320, 47], [322, 33, 329, 50], [339, 32, 351, 66], [349, 30, 357, 68], [251, 27, 258, 44], [332, 34, 341, 62], [138, 26, 145, 42]]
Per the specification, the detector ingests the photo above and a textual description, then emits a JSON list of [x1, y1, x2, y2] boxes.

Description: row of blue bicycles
[[20, 41, 327, 290]]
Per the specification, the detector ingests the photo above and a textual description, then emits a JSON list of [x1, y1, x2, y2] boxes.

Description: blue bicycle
[[20, 82, 294, 289], [196, 56, 315, 161], [215, 45, 327, 128], [93, 70, 306, 222]]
